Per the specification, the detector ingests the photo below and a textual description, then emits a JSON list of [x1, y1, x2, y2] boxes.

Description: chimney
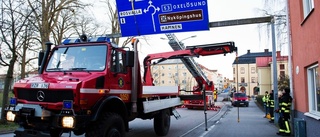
[[247, 50, 250, 54], [264, 49, 269, 53], [277, 51, 281, 57]]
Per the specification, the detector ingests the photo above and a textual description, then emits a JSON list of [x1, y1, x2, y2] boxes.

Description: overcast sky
[[89, 0, 287, 79]]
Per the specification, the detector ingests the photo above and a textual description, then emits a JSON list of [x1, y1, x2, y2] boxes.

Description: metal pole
[[271, 18, 279, 125], [131, 39, 139, 113], [202, 84, 208, 131], [248, 63, 250, 96]]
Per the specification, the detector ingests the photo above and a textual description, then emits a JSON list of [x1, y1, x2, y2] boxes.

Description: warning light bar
[[62, 36, 111, 44]]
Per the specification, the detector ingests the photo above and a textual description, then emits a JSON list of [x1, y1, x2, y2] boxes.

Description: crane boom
[[164, 33, 210, 85], [143, 39, 237, 86], [164, 34, 236, 90]]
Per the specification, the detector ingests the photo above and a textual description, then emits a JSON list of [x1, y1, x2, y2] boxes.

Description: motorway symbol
[[115, 0, 209, 37]]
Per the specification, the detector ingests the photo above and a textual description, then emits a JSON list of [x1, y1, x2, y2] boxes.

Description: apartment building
[[288, 0, 320, 136], [256, 51, 289, 95], [151, 59, 220, 94], [232, 49, 272, 96]]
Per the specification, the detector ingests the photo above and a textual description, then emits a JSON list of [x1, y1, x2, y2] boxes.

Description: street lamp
[[179, 35, 197, 42], [160, 35, 197, 43]]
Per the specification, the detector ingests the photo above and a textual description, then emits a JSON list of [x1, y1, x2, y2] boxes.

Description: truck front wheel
[[85, 112, 125, 137], [153, 109, 171, 136]]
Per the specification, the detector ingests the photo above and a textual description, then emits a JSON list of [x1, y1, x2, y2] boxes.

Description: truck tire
[[153, 109, 170, 136], [85, 112, 125, 137]]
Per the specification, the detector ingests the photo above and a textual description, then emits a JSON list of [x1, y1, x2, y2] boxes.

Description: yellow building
[[233, 49, 272, 96], [233, 49, 289, 96], [256, 51, 289, 94]]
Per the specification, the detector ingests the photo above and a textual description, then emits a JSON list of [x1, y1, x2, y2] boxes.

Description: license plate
[[31, 83, 49, 89], [240, 103, 244, 104]]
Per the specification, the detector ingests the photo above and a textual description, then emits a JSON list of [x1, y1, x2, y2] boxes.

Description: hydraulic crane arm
[[143, 42, 237, 85]]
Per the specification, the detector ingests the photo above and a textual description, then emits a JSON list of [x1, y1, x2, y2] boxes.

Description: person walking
[[276, 87, 292, 136], [268, 90, 275, 123], [262, 91, 269, 118]]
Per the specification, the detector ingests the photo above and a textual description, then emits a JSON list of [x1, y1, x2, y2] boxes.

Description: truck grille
[[17, 89, 74, 103]]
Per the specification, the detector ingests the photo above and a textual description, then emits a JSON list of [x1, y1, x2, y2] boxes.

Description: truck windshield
[[46, 45, 107, 72]]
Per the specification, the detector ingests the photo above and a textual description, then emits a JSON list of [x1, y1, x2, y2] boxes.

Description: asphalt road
[[1, 93, 231, 137]]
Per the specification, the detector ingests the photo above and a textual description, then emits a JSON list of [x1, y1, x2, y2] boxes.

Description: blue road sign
[[115, 0, 209, 37]]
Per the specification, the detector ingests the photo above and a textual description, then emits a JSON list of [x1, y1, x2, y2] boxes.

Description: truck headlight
[[62, 116, 75, 128], [6, 111, 15, 122]]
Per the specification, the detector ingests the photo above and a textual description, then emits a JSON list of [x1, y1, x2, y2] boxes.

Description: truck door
[[109, 49, 132, 102]]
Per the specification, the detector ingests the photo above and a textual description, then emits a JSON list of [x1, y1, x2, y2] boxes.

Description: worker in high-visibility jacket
[[268, 90, 275, 122], [276, 88, 292, 136], [214, 89, 218, 102], [262, 91, 269, 118]]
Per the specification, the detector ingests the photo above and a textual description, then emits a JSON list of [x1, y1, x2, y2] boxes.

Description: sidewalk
[[203, 99, 290, 137]]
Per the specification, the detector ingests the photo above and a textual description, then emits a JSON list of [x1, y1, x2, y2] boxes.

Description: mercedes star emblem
[[37, 91, 45, 101]]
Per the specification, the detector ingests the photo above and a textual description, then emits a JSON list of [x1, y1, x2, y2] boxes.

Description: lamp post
[[160, 35, 197, 43]]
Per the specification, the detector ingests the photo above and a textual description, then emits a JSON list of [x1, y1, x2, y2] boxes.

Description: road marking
[[179, 105, 226, 137]]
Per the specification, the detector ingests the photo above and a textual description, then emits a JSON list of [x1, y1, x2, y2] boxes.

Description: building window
[[182, 80, 186, 84], [183, 72, 187, 76], [162, 73, 165, 76], [153, 73, 158, 77], [241, 77, 245, 83], [307, 64, 320, 117], [251, 77, 256, 83], [233, 68, 235, 74], [162, 66, 165, 69], [303, 0, 314, 18], [162, 80, 165, 84], [240, 67, 245, 74], [251, 67, 255, 74], [280, 71, 285, 77], [280, 64, 285, 70]]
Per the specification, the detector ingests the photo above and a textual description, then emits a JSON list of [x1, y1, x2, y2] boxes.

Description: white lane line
[[179, 105, 226, 137]]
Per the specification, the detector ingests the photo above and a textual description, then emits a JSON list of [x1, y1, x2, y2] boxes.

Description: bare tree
[[102, 0, 134, 47], [52, 9, 76, 44], [257, 0, 287, 51], [0, 0, 34, 123], [27, 0, 86, 50]]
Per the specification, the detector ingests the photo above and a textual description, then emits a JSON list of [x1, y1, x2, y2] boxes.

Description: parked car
[[231, 92, 249, 107]]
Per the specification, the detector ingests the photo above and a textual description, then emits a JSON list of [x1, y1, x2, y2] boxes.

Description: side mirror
[[125, 51, 134, 67], [38, 51, 45, 66]]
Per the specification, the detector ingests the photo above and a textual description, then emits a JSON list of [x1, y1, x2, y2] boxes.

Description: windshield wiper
[[47, 68, 63, 71], [69, 68, 87, 70]]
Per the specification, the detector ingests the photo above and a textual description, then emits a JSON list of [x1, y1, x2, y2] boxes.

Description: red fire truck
[[5, 35, 236, 137]]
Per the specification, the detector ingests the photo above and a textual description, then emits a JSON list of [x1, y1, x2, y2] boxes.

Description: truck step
[[172, 108, 181, 119]]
